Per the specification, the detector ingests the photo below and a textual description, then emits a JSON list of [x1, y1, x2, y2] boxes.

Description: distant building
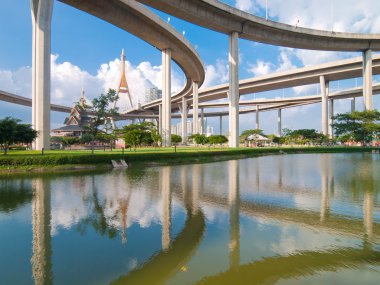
[[187, 121, 193, 135], [173, 120, 193, 136], [171, 124, 178, 136], [145, 87, 162, 103], [206, 125, 214, 137], [51, 90, 91, 138]]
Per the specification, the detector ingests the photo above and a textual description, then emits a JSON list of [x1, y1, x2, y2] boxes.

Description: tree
[[122, 121, 160, 149], [61, 137, 80, 148], [0, 117, 38, 154], [171, 134, 182, 152], [266, 134, 283, 145], [207, 135, 228, 146], [124, 129, 142, 151], [81, 134, 95, 144], [334, 110, 380, 145], [15, 123, 38, 146], [282, 129, 326, 145], [87, 89, 119, 136], [190, 134, 208, 145], [171, 134, 182, 144], [151, 128, 162, 148], [240, 129, 264, 143]]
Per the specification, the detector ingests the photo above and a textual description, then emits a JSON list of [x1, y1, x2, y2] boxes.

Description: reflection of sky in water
[[0, 153, 379, 284]]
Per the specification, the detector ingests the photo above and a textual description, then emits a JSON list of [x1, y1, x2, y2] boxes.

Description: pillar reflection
[[320, 154, 330, 222], [181, 165, 192, 210], [256, 158, 260, 190], [31, 178, 52, 285], [192, 164, 201, 214], [363, 191, 374, 241], [161, 167, 172, 251], [278, 155, 283, 187], [228, 160, 240, 270], [363, 157, 374, 241]]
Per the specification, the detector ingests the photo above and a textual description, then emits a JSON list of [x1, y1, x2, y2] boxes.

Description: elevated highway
[[32, 0, 205, 149], [11, 0, 380, 148], [141, 55, 380, 111], [59, 0, 205, 98], [136, 0, 380, 146], [136, 0, 380, 52]]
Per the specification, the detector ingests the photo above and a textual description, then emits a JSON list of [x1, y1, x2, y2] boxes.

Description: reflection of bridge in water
[[25, 155, 380, 284]]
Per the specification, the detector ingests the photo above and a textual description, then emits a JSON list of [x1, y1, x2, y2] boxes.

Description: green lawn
[[0, 146, 377, 171]]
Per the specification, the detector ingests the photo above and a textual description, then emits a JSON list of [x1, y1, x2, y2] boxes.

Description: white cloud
[[201, 59, 229, 89], [247, 48, 297, 76], [235, 0, 380, 67], [235, 0, 259, 14], [0, 54, 185, 115], [0, 67, 31, 97], [236, 0, 380, 33], [247, 60, 273, 77]]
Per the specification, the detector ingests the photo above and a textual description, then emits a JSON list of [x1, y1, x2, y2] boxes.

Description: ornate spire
[[118, 49, 134, 109], [80, 88, 86, 108]]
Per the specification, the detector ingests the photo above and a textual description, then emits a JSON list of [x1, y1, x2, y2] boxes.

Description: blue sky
[[1, 0, 380, 134]]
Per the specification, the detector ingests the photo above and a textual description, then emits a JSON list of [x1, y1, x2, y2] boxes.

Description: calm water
[[1, 153, 380, 285]]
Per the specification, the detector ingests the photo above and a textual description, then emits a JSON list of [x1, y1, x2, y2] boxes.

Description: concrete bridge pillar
[[162, 49, 172, 147], [201, 108, 205, 134], [192, 81, 199, 134], [31, 0, 54, 150], [158, 103, 162, 135], [277, 109, 282, 137], [255, 105, 260, 130], [220, 115, 223, 135], [351, 97, 356, 113], [329, 99, 334, 139], [229, 32, 239, 148], [363, 49, 373, 110], [179, 97, 188, 144], [320, 76, 329, 136]]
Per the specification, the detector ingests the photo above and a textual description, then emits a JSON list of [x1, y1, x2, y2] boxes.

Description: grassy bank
[[0, 146, 377, 172]]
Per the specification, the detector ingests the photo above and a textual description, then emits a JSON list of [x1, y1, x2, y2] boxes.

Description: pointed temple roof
[[52, 90, 91, 134], [118, 49, 134, 110]]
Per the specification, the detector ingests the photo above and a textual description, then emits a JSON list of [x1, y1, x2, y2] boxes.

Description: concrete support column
[[255, 105, 260, 130], [320, 76, 329, 136], [329, 99, 334, 139], [229, 32, 239, 148], [180, 97, 188, 144], [363, 49, 373, 110], [201, 108, 205, 134], [31, 0, 54, 150], [192, 81, 199, 134], [351, 97, 356, 113], [158, 104, 162, 135], [277, 109, 282, 137], [162, 49, 172, 147], [220, 115, 223, 135]]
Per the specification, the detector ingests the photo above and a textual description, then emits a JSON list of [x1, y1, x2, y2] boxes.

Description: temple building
[[51, 90, 92, 137]]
